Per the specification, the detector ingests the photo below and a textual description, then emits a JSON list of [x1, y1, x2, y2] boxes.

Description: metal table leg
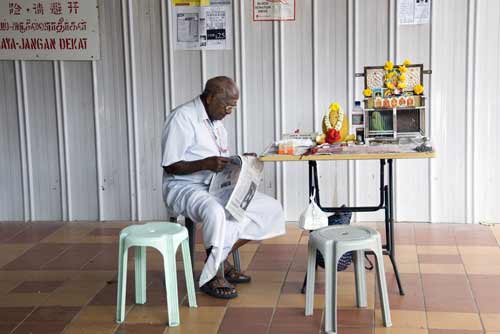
[[387, 159, 404, 295], [301, 159, 405, 295]]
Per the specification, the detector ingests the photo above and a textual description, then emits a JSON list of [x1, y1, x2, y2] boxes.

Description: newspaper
[[208, 155, 263, 222]]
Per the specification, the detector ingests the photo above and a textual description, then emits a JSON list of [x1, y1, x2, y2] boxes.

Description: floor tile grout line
[[266, 236, 302, 334], [2, 223, 31, 243], [7, 306, 37, 334], [0, 242, 37, 271], [4, 223, 66, 244], [78, 244, 113, 271], [459, 247, 487, 332], [492, 225, 500, 249], [37, 223, 69, 244], [38, 243, 80, 271], [452, 224, 484, 331], [417, 233, 431, 331]]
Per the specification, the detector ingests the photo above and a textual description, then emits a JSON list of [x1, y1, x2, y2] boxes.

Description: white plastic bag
[[298, 190, 328, 230]]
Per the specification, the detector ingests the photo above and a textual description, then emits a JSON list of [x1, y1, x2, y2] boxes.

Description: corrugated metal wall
[[1, 0, 499, 224]]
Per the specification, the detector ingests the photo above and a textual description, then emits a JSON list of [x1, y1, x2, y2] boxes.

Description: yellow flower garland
[[323, 103, 344, 131], [384, 60, 410, 95]]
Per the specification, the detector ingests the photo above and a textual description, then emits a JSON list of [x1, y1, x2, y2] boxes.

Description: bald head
[[201, 76, 239, 121], [202, 76, 239, 101]]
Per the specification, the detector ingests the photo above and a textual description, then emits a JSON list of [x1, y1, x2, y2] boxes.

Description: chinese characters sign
[[0, 0, 100, 60], [253, 0, 295, 21]]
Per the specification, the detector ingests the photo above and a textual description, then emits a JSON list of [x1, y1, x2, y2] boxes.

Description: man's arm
[[164, 156, 231, 174]]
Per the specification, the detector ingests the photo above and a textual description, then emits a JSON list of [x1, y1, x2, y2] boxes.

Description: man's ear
[[205, 94, 215, 105]]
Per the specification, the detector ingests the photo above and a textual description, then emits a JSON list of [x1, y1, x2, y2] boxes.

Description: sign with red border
[[252, 0, 295, 22]]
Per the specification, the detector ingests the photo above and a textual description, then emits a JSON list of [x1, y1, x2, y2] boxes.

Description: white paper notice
[[173, 0, 232, 50], [414, 0, 431, 24], [398, 0, 431, 25], [398, 0, 415, 25], [177, 12, 199, 43], [253, 0, 295, 21]]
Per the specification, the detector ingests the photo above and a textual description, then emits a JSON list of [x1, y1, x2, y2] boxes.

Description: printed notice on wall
[[398, 0, 431, 25], [0, 0, 100, 60], [173, 0, 232, 50], [253, 0, 295, 21]]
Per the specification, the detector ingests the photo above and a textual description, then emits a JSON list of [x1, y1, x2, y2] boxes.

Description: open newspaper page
[[208, 155, 264, 222]]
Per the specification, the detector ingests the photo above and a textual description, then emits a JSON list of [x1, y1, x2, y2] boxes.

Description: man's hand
[[203, 156, 231, 172]]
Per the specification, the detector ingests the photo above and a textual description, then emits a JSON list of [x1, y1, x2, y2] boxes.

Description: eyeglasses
[[216, 96, 237, 113], [224, 105, 236, 113]]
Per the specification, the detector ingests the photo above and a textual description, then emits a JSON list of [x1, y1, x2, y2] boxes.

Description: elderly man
[[161, 76, 285, 299]]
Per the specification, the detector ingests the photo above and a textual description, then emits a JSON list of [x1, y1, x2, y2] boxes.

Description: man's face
[[207, 94, 238, 121]]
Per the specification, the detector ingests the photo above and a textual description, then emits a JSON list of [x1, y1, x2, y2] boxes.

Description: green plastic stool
[[115, 222, 197, 327]]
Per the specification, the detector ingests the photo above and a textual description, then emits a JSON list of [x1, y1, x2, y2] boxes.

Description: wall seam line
[[128, 0, 140, 220], [20, 61, 34, 220], [465, 0, 477, 224], [122, 0, 137, 220], [91, 61, 102, 221], [279, 20, 286, 219], [54, 61, 68, 220], [14, 61, 30, 221], [239, 0, 247, 154]]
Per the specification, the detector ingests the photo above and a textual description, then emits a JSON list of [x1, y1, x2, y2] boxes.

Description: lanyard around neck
[[204, 120, 227, 156]]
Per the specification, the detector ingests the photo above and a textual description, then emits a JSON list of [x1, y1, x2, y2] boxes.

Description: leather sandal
[[200, 277, 238, 299], [224, 265, 251, 284]]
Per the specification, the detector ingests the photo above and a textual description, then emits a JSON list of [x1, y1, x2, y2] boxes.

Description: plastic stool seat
[[316, 226, 372, 242], [305, 225, 392, 334], [123, 222, 185, 244], [115, 222, 197, 327]]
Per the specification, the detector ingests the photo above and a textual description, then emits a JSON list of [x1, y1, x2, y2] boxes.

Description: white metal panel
[[94, 0, 131, 220], [168, 0, 202, 112], [241, 10, 277, 197], [132, 0, 168, 220], [62, 61, 99, 220], [356, 0, 390, 221], [23, 61, 62, 220], [430, 0, 468, 223], [205, 50, 237, 153], [315, 0, 350, 208], [1, 0, 499, 225], [0, 61, 24, 220], [475, 0, 500, 223], [281, 0, 314, 220], [173, 51, 203, 107], [396, 16, 431, 222]]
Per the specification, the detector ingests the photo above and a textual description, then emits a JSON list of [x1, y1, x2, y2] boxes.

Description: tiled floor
[[0, 221, 500, 334]]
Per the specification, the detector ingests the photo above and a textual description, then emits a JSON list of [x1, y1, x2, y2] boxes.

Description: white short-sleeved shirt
[[161, 96, 229, 198]]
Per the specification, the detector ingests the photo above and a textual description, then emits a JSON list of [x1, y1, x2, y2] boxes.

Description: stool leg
[[181, 239, 197, 308], [354, 250, 367, 308], [324, 250, 338, 334], [163, 244, 180, 327], [232, 249, 241, 272], [185, 218, 196, 267], [374, 246, 392, 327], [116, 243, 128, 323], [305, 243, 317, 316], [135, 246, 147, 304]]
